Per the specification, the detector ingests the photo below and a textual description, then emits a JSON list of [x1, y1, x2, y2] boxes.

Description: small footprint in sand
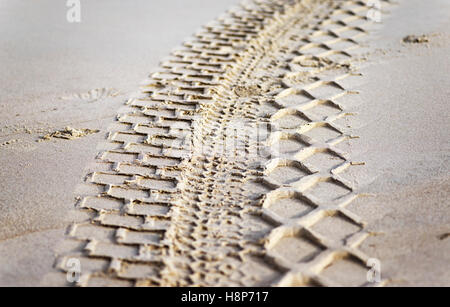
[[60, 88, 121, 102], [39, 127, 99, 141], [0, 139, 20, 147], [403, 34, 430, 44]]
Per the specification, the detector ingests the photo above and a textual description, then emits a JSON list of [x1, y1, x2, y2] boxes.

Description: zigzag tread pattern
[[48, 0, 393, 287]]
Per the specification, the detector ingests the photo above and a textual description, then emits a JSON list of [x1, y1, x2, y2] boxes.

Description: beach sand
[[0, 0, 240, 286], [0, 0, 448, 286]]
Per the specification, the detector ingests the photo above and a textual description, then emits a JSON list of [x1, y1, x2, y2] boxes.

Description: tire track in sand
[[44, 0, 394, 287]]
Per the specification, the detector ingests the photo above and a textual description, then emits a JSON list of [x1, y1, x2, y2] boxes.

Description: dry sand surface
[[0, 0, 448, 286]]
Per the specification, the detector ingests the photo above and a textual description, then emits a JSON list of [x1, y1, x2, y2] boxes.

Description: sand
[[0, 0, 241, 286], [0, 0, 448, 286], [344, 0, 450, 285]]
